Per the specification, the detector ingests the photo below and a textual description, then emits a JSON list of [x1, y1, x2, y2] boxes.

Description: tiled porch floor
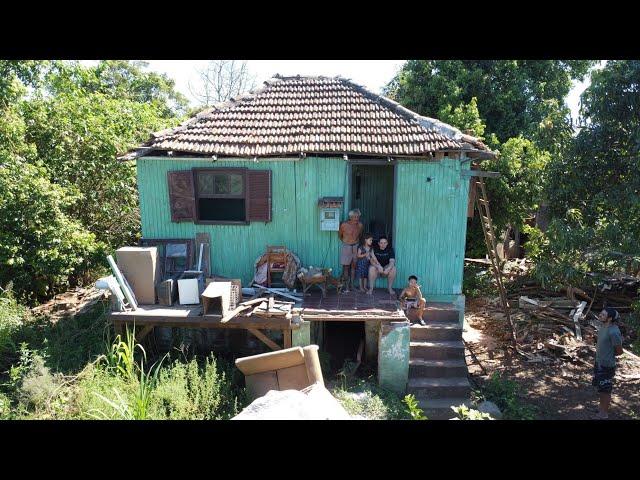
[[301, 287, 400, 312]]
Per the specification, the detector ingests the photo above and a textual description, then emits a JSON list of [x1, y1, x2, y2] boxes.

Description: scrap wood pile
[[481, 272, 640, 365], [222, 286, 303, 323], [31, 286, 106, 320]]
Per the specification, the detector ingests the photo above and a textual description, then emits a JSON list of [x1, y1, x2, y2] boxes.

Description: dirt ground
[[464, 297, 640, 420]]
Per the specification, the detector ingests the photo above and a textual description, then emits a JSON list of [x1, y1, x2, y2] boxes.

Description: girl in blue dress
[[356, 233, 374, 293]]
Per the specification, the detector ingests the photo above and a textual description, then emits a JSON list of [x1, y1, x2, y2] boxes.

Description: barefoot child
[[400, 275, 427, 326], [356, 233, 374, 293]]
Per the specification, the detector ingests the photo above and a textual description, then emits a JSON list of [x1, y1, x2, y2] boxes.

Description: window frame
[[193, 167, 249, 225]]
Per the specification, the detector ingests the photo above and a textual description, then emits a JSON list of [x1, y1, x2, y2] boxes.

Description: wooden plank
[[461, 170, 501, 178], [248, 328, 281, 351], [253, 284, 301, 302], [573, 301, 586, 341], [136, 324, 154, 342], [268, 296, 275, 311], [195, 232, 211, 277], [283, 329, 292, 349], [240, 297, 270, 307], [221, 304, 252, 323], [110, 313, 292, 330]]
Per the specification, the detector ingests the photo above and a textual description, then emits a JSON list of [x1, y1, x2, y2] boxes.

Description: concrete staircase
[[408, 304, 471, 420]]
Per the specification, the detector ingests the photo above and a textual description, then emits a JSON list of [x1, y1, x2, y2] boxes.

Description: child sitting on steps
[[400, 275, 427, 326]]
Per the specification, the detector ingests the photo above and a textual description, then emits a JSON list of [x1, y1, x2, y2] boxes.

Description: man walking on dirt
[[592, 307, 623, 420], [338, 209, 363, 292]]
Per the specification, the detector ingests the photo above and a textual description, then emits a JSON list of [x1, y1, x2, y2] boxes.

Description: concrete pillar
[[378, 320, 410, 395], [365, 320, 381, 363], [292, 317, 311, 347]]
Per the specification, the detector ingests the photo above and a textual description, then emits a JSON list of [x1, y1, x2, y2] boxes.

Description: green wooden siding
[[136, 155, 470, 296], [393, 158, 470, 295], [137, 156, 349, 286]]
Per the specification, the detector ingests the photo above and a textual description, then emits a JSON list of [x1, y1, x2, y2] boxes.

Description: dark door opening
[[351, 164, 395, 246], [323, 322, 365, 374]]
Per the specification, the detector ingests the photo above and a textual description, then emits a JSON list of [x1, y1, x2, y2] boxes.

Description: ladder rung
[[478, 198, 489, 205], [481, 215, 491, 223]]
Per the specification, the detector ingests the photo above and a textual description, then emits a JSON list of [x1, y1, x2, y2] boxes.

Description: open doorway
[[323, 321, 365, 374], [351, 164, 395, 246]]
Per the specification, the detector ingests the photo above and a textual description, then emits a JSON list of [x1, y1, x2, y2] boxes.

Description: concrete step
[[417, 397, 471, 420], [407, 376, 471, 398], [409, 359, 468, 377], [410, 340, 465, 360], [423, 305, 459, 323], [410, 322, 462, 341]]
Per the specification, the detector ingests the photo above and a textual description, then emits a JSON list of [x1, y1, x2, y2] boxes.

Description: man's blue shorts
[[592, 363, 615, 394]]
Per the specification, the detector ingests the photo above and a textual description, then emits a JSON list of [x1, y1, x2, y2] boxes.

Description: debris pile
[[30, 286, 106, 320], [480, 272, 639, 364]]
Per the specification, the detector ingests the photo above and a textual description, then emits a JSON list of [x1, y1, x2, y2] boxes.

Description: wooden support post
[[135, 324, 154, 342], [365, 319, 381, 363], [247, 328, 282, 351], [283, 329, 292, 349]]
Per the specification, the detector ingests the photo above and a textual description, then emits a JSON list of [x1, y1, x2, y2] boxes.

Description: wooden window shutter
[[247, 170, 272, 222], [167, 170, 196, 222]]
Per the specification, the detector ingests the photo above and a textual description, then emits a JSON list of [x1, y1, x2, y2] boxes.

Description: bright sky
[[83, 60, 591, 120], [143, 59, 406, 101]]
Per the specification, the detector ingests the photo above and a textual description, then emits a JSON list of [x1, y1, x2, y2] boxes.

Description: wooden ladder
[[475, 177, 517, 344]]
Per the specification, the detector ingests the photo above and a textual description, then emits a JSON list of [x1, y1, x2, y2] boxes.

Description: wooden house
[[118, 75, 495, 416]]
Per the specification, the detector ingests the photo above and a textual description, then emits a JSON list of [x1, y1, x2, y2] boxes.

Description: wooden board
[[195, 232, 211, 277], [248, 328, 282, 351]]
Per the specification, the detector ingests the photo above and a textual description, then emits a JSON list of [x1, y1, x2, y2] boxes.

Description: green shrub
[[480, 372, 536, 420], [0, 156, 103, 303], [451, 404, 492, 420], [0, 392, 11, 419], [150, 354, 242, 420], [0, 286, 27, 358], [332, 377, 411, 420], [403, 394, 427, 420]]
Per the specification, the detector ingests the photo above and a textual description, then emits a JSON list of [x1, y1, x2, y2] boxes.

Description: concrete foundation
[[378, 320, 410, 395]]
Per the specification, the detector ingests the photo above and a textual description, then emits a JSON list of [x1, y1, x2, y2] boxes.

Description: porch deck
[[300, 288, 406, 321]]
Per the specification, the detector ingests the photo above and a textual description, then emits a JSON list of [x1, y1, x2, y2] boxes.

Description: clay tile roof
[[120, 75, 494, 160]]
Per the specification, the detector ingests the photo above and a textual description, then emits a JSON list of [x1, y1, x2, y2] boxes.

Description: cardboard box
[[116, 247, 160, 305]]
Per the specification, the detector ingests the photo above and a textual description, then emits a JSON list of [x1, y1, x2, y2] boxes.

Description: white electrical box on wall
[[318, 196, 344, 231], [320, 208, 340, 231]]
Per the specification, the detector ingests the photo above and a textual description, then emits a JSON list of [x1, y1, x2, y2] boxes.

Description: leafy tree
[[0, 60, 186, 301], [385, 60, 594, 145], [386, 60, 596, 258], [19, 61, 183, 248], [44, 60, 189, 119], [437, 97, 487, 140], [0, 155, 100, 302], [531, 60, 640, 285]]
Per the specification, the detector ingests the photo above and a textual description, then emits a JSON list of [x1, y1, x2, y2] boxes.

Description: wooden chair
[[265, 245, 288, 288]]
